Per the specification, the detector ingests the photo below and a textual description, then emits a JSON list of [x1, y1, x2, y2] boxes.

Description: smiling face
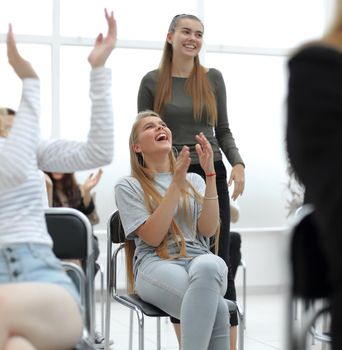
[[167, 17, 204, 59], [133, 115, 172, 156]]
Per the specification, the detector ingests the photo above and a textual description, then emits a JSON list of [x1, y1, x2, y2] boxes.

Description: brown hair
[[125, 110, 204, 292], [154, 14, 218, 125], [46, 172, 82, 208]]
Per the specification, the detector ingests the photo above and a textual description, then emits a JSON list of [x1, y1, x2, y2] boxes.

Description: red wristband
[[205, 172, 216, 177]]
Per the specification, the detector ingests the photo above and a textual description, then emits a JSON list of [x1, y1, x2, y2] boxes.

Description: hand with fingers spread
[[228, 163, 245, 200], [7, 24, 38, 79], [80, 169, 103, 208], [172, 145, 191, 189], [195, 132, 215, 175], [82, 168, 103, 193], [88, 8, 117, 69]]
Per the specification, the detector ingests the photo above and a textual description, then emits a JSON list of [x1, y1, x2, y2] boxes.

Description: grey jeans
[[135, 253, 230, 350]]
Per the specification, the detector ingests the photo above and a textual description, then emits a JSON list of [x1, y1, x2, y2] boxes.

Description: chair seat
[[117, 294, 237, 317], [116, 294, 169, 317]]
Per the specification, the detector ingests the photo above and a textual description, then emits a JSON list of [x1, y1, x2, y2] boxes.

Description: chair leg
[[135, 308, 145, 350], [129, 309, 133, 350], [237, 308, 244, 350], [157, 317, 161, 350], [100, 265, 105, 334], [241, 259, 247, 329], [104, 285, 112, 350]]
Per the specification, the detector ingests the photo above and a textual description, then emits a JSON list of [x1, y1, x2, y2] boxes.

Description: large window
[[0, 0, 331, 230]]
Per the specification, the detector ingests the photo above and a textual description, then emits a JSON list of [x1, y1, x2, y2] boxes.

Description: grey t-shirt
[[137, 68, 244, 166], [115, 172, 211, 276]]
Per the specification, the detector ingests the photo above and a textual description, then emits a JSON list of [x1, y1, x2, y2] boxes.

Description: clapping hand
[[195, 132, 215, 175], [173, 146, 191, 189], [88, 9, 117, 68], [7, 24, 38, 79]]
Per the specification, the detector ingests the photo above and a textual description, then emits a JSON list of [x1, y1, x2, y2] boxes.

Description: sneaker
[[94, 331, 113, 349]]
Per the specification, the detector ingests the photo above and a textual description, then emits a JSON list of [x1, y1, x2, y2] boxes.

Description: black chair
[[104, 210, 245, 350], [287, 205, 332, 350], [45, 207, 97, 348]]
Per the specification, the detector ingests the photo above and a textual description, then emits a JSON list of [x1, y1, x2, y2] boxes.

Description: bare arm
[[0, 24, 40, 189], [196, 132, 220, 237]]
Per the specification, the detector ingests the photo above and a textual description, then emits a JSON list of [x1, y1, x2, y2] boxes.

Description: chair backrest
[[45, 208, 89, 260], [108, 210, 126, 244], [290, 205, 332, 298]]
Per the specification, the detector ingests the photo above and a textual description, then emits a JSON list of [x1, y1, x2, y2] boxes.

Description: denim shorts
[[0, 243, 81, 306]]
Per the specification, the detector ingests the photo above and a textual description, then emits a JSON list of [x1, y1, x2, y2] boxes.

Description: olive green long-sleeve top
[[137, 68, 244, 166]]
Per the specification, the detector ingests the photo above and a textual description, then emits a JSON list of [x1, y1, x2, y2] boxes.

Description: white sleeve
[[0, 79, 40, 189], [39, 170, 49, 208], [37, 68, 113, 173]]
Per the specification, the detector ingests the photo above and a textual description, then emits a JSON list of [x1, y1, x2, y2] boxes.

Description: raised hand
[[82, 168, 103, 193], [173, 145, 191, 189], [7, 24, 38, 79], [88, 9, 117, 68], [195, 132, 214, 175]]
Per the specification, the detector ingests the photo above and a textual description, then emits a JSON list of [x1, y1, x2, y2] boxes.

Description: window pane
[[205, 52, 288, 227], [60, 0, 197, 41], [60, 47, 91, 140], [204, 0, 326, 49], [0, 43, 51, 138], [59, 46, 161, 146], [0, 0, 52, 36]]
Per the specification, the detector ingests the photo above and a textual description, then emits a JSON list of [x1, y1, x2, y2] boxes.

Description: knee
[[217, 298, 229, 323], [190, 255, 227, 283]]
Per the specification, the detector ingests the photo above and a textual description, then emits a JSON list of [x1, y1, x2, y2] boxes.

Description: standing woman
[[0, 8, 116, 350], [137, 13, 245, 348]]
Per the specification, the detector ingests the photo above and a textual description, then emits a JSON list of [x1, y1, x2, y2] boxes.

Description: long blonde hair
[[154, 14, 218, 125], [125, 110, 203, 292]]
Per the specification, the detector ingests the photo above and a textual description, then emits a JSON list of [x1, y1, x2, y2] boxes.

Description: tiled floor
[[94, 292, 331, 350]]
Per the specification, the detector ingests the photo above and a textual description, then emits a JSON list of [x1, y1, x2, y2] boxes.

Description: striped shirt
[[0, 67, 113, 247]]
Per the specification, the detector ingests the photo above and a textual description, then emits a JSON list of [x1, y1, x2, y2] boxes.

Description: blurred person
[[0, 8, 116, 350], [286, 1, 342, 348]]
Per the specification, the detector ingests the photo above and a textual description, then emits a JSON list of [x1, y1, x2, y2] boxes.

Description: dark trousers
[[230, 231, 242, 280]]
